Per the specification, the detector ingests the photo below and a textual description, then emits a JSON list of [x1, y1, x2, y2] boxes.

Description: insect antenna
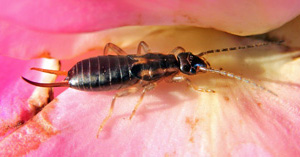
[[197, 40, 284, 56], [198, 67, 277, 96], [21, 67, 69, 87]]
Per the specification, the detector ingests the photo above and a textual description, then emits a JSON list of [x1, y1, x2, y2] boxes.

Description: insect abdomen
[[67, 55, 139, 91]]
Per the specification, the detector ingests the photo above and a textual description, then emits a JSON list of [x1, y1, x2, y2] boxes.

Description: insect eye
[[190, 67, 196, 74], [193, 63, 201, 68]]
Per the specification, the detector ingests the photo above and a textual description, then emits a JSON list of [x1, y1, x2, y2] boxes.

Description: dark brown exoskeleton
[[22, 40, 282, 137]]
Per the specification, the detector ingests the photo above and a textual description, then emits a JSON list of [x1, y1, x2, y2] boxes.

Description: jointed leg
[[130, 83, 156, 119], [137, 41, 186, 55], [137, 41, 151, 54], [97, 87, 139, 137], [103, 43, 127, 55], [170, 46, 186, 54], [170, 75, 215, 93]]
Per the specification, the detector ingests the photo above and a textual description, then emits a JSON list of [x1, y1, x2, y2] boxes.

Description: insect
[[22, 40, 283, 137]]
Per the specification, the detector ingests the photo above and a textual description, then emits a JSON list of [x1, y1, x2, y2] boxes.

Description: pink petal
[[0, 0, 299, 35], [0, 55, 59, 140]]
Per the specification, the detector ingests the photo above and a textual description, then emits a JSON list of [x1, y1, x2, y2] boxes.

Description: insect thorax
[[129, 53, 180, 81]]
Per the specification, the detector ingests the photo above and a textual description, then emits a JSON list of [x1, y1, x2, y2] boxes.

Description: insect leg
[[103, 43, 127, 55], [170, 75, 215, 93], [129, 83, 156, 119], [137, 41, 151, 54], [97, 87, 140, 138], [169, 46, 186, 54]]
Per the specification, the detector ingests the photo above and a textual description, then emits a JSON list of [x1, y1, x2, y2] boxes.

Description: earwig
[[22, 40, 283, 137]]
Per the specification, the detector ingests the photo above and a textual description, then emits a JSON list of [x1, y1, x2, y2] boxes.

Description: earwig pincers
[[22, 40, 283, 137]]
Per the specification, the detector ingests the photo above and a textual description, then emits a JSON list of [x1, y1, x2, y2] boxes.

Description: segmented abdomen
[[67, 55, 139, 91]]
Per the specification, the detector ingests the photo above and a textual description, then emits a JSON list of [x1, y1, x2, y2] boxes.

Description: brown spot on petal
[[189, 137, 194, 143], [164, 151, 176, 157], [257, 102, 262, 107], [224, 96, 230, 101], [33, 51, 52, 59], [185, 117, 200, 143], [0, 106, 33, 139], [0, 107, 59, 156], [0, 118, 24, 137]]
